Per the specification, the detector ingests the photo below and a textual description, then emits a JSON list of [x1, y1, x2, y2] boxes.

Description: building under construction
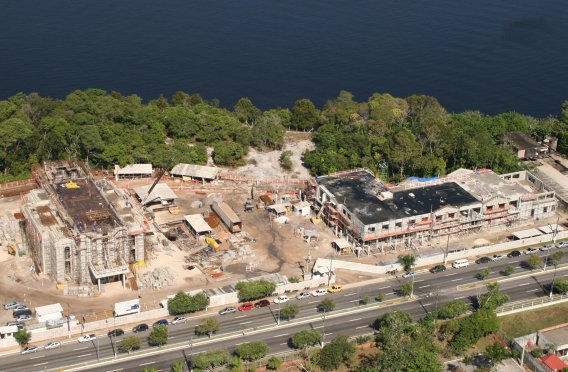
[[22, 162, 148, 291], [313, 168, 558, 250]]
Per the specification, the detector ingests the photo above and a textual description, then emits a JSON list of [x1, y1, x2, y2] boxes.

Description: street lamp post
[[550, 264, 558, 299], [321, 309, 327, 347], [277, 301, 281, 326]]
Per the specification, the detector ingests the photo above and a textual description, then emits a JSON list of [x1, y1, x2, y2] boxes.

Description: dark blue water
[[1, 1, 567, 116]]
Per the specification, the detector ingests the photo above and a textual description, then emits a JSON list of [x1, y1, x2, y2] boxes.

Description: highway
[[0, 248, 567, 372]]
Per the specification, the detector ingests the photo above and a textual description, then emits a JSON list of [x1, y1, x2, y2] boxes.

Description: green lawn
[[500, 302, 568, 338]]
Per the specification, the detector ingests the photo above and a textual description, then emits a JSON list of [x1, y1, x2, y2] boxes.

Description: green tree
[[502, 265, 514, 276], [195, 317, 220, 338], [291, 329, 323, 348], [375, 293, 385, 302], [212, 141, 247, 166], [192, 349, 230, 370], [360, 295, 371, 305], [317, 336, 356, 371], [317, 298, 336, 313], [437, 300, 469, 319], [477, 268, 490, 280], [280, 303, 299, 320], [235, 280, 277, 301], [266, 356, 282, 370], [478, 283, 509, 310], [397, 254, 416, 272], [234, 341, 269, 361], [118, 336, 141, 353], [398, 282, 413, 297], [526, 254, 542, 269], [170, 360, 184, 372], [148, 325, 168, 346], [168, 292, 208, 315], [233, 98, 261, 124], [142, 368, 158, 372], [279, 150, 293, 170], [251, 112, 286, 150], [551, 251, 565, 265], [553, 278, 568, 294], [485, 342, 510, 366], [13, 329, 31, 347], [291, 98, 320, 130], [229, 357, 244, 372]]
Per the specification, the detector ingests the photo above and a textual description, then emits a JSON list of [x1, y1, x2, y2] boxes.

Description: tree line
[[1, 89, 567, 183]]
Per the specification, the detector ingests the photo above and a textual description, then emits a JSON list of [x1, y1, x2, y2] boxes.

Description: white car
[[556, 241, 568, 248], [540, 244, 553, 252], [273, 295, 289, 304], [491, 254, 504, 261], [3, 301, 20, 310], [311, 288, 328, 297], [402, 271, 416, 278], [20, 346, 39, 355], [44, 341, 61, 350], [15, 314, 32, 322], [78, 334, 97, 343], [296, 291, 311, 300], [171, 316, 187, 325], [523, 247, 538, 255]]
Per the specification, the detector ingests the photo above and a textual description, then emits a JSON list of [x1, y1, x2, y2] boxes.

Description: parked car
[[254, 300, 270, 308], [523, 247, 538, 255], [402, 271, 416, 278], [13, 309, 32, 318], [44, 341, 61, 350], [78, 334, 97, 343], [15, 314, 32, 322], [540, 244, 553, 252], [238, 302, 254, 311], [20, 346, 38, 355], [328, 285, 343, 293], [507, 250, 521, 258], [107, 328, 124, 337], [556, 241, 568, 248], [219, 306, 237, 315], [430, 265, 446, 273], [13, 304, 29, 312], [153, 319, 169, 327], [132, 323, 149, 333], [6, 321, 24, 329], [475, 257, 492, 264], [273, 295, 289, 304], [311, 288, 328, 297], [296, 291, 311, 300], [171, 316, 187, 325], [3, 301, 20, 310], [491, 254, 504, 261]]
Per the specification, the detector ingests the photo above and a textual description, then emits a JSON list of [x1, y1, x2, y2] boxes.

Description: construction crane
[[141, 159, 174, 207]]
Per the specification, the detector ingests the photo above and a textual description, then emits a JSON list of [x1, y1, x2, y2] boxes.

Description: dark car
[[430, 265, 447, 273], [13, 309, 32, 318], [107, 328, 124, 337], [507, 250, 521, 258], [475, 257, 491, 264], [254, 300, 270, 308], [153, 319, 169, 327], [132, 323, 149, 333]]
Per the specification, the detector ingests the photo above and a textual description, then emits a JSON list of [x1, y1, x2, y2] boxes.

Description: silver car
[[3, 301, 20, 310], [219, 306, 237, 315], [21, 346, 39, 355], [16, 314, 33, 322], [296, 291, 311, 300], [44, 341, 61, 350]]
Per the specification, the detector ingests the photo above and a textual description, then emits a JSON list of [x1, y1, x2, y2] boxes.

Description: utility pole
[[327, 254, 334, 286], [550, 263, 558, 299], [277, 301, 281, 326], [444, 234, 450, 265], [321, 309, 327, 347]]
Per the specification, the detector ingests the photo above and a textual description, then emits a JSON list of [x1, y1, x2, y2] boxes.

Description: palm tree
[[398, 254, 416, 272]]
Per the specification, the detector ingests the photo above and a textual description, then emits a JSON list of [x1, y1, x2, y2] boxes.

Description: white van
[[452, 259, 470, 269]]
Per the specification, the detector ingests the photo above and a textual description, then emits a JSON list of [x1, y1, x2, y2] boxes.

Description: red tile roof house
[[540, 354, 567, 372]]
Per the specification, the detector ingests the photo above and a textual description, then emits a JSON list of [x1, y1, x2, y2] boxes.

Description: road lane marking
[[414, 279, 424, 283], [33, 362, 49, 366], [378, 286, 390, 290], [343, 293, 357, 297], [240, 321, 252, 325], [451, 278, 463, 282], [76, 353, 92, 358], [235, 342, 244, 346], [446, 272, 458, 276], [234, 315, 247, 319], [279, 342, 288, 345], [30, 355, 44, 359], [454, 296, 466, 300], [422, 303, 432, 306], [107, 369, 124, 372], [348, 318, 362, 322], [169, 336, 176, 339], [349, 299, 360, 303], [356, 325, 368, 329], [518, 283, 531, 286], [418, 285, 430, 288], [526, 289, 541, 292], [139, 361, 155, 366], [273, 333, 288, 338], [308, 300, 319, 304], [73, 347, 88, 351]]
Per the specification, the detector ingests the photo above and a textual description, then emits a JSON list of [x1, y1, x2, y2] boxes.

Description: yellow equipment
[[64, 181, 80, 189]]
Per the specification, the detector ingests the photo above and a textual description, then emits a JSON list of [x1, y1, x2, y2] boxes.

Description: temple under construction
[[22, 162, 149, 291]]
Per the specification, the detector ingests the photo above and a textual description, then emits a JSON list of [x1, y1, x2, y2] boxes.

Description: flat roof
[[213, 202, 241, 223], [115, 164, 152, 175], [171, 163, 220, 180], [134, 183, 177, 204], [35, 303, 63, 316], [184, 214, 212, 233], [541, 325, 568, 349], [318, 170, 479, 225], [333, 238, 350, 249], [512, 228, 543, 240], [538, 224, 565, 234]]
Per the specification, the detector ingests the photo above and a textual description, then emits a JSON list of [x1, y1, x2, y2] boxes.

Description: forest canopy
[[0, 89, 566, 183]]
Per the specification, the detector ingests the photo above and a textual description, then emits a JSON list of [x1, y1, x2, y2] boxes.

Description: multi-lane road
[[1, 248, 567, 372]]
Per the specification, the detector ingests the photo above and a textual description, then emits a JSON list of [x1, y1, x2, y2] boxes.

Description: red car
[[238, 302, 254, 311], [254, 300, 270, 308]]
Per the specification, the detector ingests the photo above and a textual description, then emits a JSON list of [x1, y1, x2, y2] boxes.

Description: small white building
[[114, 164, 153, 181], [0, 325, 18, 340], [171, 163, 220, 182], [133, 183, 177, 207], [184, 214, 212, 237], [35, 303, 64, 323], [293, 201, 311, 216], [268, 203, 290, 216]]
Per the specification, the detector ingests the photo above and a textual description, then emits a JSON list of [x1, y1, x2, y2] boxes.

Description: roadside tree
[[234, 341, 269, 361], [397, 254, 416, 272], [148, 325, 168, 346], [195, 317, 220, 338], [118, 336, 141, 353], [13, 329, 31, 347], [317, 336, 356, 371], [477, 268, 490, 280], [266, 356, 282, 370], [398, 282, 413, 297], [553, 278, 568, 294], [478, 283, 509, 310], [235, 280, 277, 301], [501, 266, 514, 276], [437, 300, 469, 319], [192, 349, 230, 370], [526, 254, 542, 270], [167, 291, 208, 315], [291, 329, 323, 348], [317, 299, 336, 313], [280, 303, 299, 320], [484, 342, 510, 366], [170, 360, 184, 372]]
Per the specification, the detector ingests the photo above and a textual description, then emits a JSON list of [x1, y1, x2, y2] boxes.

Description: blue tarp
[[407, 176, 439, 182]]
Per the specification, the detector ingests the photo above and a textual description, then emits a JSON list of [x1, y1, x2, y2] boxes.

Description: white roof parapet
[[171, 163, 220, 180], [184, 214, 212, 233], [35, 303, 64, 317], [512, 228, 543, 240], [133, 183, 177, 204], [114, 164, 153, 175]]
